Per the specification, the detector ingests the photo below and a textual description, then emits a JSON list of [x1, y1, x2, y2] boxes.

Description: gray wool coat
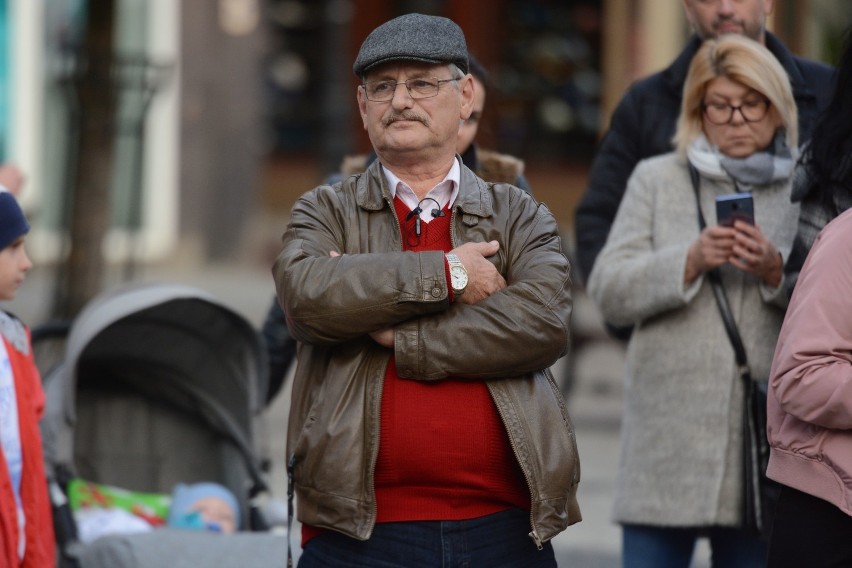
[[587, 152, 799, 527]]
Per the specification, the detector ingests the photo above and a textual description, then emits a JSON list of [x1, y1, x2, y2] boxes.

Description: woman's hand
[[684, 221, 782, 287], [685, 225, 736, 284], [728, 220, 783, 287]]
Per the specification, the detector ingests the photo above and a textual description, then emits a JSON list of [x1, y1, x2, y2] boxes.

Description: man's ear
[[681, 0, 695, 28], [459, 74, 475, 121], [356, 85, 369, 129]]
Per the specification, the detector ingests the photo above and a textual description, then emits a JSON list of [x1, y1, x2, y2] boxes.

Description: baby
[[73, 480, 240, 543], [167, 482, 240, 534]]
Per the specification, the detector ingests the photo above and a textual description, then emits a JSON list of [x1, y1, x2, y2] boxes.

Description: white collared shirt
[[382, 157, 460, 223]]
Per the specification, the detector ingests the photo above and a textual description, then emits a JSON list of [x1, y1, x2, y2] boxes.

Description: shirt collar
[[382, 157, 461, 222]]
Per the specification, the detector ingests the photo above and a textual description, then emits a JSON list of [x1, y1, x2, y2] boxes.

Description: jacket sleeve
[[769, 215, 852, 430], [273, 184, 450, 345], [586, 161, 694, 326], [393, 191, 572, 380], [573, 89, 645, 285], [260, 297, 297, 403]]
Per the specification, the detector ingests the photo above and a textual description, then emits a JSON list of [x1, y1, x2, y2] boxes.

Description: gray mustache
[[384, 112, 429, 126]]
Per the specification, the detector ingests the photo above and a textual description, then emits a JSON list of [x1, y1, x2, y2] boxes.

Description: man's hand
[[449, 240, 506, 304], [368, 328, 394, 348], [335, 243, 506, 346]]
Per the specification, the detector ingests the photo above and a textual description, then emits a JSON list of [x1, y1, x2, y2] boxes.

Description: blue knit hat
[[353, 13, 469, 77], [0, 189, 30, 251], [168, 482, 240, 529]]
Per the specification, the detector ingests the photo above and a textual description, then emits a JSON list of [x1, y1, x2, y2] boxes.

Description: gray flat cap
[[353, 13, 469, 77]]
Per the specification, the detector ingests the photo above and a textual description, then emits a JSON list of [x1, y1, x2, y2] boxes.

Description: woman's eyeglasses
[[702, 98, 770, 125]]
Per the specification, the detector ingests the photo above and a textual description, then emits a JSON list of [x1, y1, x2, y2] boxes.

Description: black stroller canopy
[[42, 282, 270, 502]]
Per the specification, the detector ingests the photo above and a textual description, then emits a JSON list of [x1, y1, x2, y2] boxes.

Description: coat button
[[431, 287, 441, 297]]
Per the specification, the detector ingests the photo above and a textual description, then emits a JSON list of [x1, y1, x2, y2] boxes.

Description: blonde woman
[[587, 35, 799, 567]]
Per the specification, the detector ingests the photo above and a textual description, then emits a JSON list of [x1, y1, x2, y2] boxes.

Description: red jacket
[[1, 316, 56, 568]]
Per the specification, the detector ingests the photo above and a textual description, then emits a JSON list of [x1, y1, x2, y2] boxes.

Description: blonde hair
[[673, 35, 798, 158]]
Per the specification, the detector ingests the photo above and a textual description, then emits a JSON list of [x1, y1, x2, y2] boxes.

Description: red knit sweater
[[302, 197, 528, 545], [374, 198, 529, 522]]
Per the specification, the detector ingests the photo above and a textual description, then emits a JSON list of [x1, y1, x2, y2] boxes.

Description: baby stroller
[[38, 282, 285, 567]]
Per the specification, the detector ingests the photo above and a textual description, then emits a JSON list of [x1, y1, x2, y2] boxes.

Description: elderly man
[[259, 57, 533, 406], [573, 0, 833, 333], [273, 13, 580, 568]]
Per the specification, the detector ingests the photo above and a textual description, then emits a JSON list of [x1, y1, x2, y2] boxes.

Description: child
[[0, 189, 56, 567], [168, 482, 240, 534]]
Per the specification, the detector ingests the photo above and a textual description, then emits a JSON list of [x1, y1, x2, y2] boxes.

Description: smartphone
[[715, 193, 754, 226]]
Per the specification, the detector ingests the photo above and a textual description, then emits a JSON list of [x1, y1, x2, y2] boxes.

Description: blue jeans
[[622, 524, 767, 568], [298, 508, 556, 568]]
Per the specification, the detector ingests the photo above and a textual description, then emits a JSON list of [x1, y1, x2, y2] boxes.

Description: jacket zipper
[[366, 196, 405, 534]]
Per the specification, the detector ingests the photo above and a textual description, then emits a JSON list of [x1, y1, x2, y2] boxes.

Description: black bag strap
[[689, 162, 752, 382], [286, 454, 296, 567]]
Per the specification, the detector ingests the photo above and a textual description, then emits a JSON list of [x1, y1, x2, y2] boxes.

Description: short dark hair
[[468, 54, 489, 88]]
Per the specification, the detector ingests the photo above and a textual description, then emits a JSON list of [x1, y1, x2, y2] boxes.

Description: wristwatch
[[446, 253, 468, 297]]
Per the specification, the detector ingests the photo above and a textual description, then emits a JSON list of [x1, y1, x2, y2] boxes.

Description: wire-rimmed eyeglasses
[[702, 98, 771, 125], [362, 77, 458, 102]]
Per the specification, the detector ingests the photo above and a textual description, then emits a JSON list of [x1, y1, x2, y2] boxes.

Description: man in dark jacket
[[573, 0, 833, 317]]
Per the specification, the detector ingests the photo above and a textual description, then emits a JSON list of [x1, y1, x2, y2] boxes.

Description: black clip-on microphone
[[421, 197, 446, 218], [405, 198, 445, 237], [406, 206, 423, 237]]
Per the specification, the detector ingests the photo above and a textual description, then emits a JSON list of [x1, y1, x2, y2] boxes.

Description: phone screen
[[715, 193, 754, 226]]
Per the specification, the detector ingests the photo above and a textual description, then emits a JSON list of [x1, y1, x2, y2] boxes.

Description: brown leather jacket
[[273, 159, 581, 546]]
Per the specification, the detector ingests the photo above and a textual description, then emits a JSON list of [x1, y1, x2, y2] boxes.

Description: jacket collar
[[763, 32, 810, 96], [355, 155, 494, 219], [662, 32, 812, 99], [0, 311, 28, 354], [459, 143, 479, 171], [662, 35, 703, 96]]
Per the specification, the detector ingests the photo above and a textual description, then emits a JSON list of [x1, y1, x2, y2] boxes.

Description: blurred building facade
[[260, 0, 850, 234], [1, 0, 849, 269]]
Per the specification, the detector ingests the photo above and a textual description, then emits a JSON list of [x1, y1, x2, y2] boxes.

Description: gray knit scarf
[[687, 132, 795, 189]]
